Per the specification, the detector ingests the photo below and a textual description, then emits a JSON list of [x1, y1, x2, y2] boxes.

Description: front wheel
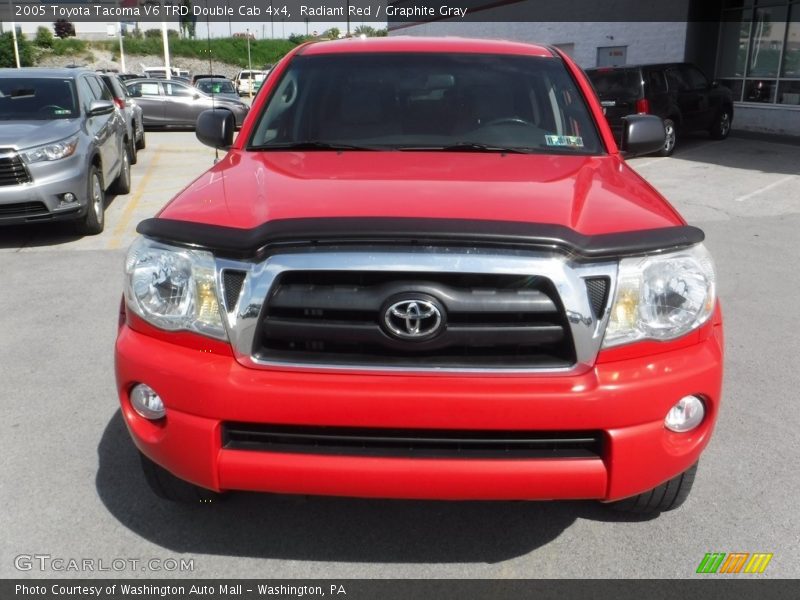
[[656, 118, 677, 156], [77, 165, 105, 235], [139, 452, 223, 504], [111, 146, 131, 195], [709, 109, 732, 140], [606, 462, 698, 514]]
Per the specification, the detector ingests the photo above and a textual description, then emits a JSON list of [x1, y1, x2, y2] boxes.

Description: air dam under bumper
[[115, 312, 723, 501]]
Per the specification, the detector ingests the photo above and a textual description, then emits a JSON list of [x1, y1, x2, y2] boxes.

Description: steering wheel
[[481, 117, 535, 127]]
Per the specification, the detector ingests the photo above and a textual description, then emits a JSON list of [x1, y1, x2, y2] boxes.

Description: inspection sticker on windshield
[[545, 135, 584, 148]]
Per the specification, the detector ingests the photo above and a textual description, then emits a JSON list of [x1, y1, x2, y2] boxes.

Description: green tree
[[324, 27, 340, 39], [353, 25, 377, 37], [0, 32, 35, 67], [34, 26, 54, 48]]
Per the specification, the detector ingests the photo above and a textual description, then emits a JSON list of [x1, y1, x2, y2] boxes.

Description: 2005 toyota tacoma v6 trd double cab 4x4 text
[[116, 37, 723, 514]]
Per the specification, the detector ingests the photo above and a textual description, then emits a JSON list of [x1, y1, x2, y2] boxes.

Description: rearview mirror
[[619, 114, 666, 157], [196, 108, 235, 149]]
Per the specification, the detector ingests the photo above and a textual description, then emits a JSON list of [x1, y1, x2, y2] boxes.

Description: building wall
[[392, 21, 690, 68], [733, 105, 800, 137]]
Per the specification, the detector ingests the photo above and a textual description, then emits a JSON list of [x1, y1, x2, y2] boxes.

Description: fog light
[[665, 395, 705, 432], [59, 193, 77, 205], [130, 384, 165, 420]]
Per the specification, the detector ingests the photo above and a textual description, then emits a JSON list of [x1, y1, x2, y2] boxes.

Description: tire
[[709, 108, 732, 140], [111, 146, 131, 195], [135, 126, 146, 151], [128, 135, 138, 166], [656, 118, 677, 157], [139, 452, 222, 504], [607, 462, 698, 514], [77, 165, 105, 235]]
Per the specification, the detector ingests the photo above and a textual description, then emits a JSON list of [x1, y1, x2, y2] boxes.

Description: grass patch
[[104, 37, 297, 69], [51, 38, 88, 56]]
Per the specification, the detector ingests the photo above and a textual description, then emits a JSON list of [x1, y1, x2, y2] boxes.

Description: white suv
[[234, 70, 265, 96]]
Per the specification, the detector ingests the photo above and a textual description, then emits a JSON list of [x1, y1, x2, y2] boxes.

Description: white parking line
[[734, 175, 797, 202]]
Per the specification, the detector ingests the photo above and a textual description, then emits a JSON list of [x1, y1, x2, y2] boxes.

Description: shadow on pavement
[[96, 411, 654, 564]]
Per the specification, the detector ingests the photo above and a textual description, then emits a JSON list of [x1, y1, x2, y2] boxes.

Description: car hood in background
[[0, 119, 81, 150], [158, 151, 684, 236]]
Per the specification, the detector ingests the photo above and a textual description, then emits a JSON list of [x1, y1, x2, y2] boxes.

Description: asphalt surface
[[1, 131, 798, 579]]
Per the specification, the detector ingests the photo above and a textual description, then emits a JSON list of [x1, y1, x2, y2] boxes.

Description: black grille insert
[[0, 152, 31, 187], [221, 269, 247, 313], [223, 423, 603, 459], [0, 201, 48, 218], [584, 277, 610, 320], [256, 271, 576, 368]]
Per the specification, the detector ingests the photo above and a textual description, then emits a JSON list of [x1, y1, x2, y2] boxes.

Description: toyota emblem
[[382, 298, 444, 340]]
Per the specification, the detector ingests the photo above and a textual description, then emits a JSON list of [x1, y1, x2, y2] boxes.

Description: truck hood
[[158, 151, 684, 236], [0, 119, 80, 150]]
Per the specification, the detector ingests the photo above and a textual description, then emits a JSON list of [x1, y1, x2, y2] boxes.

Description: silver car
[[99, 72, 146, 164], [0, 68, 131, 235], [125, 78, 249, 128]]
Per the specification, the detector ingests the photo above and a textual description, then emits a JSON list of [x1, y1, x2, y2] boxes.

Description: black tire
[[111, 146, 131, 195], [709, 108, 732, 140], [656, 118, 677, 157], [607, 462, 698, 514], [139, 452, 222, 504], [135, 126, 146, 150], [77, 165, 105, 235], [128, 135, 138, 166]]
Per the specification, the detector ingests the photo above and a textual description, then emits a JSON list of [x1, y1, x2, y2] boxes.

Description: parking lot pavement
[[1, 131, 799, 579], [0, 132, 217, 255]]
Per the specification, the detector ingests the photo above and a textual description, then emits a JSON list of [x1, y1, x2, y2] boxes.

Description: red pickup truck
[[116, 37, 722, 514]]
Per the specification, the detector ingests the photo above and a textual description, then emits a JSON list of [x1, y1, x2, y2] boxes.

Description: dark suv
[[586, 63, 733, 156]]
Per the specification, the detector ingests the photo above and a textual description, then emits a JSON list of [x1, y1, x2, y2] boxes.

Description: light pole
[[246, 28, 252, 99], [118, 23, 127, 73], [160, 0, 171, 79], [8, 0, 20, 68]]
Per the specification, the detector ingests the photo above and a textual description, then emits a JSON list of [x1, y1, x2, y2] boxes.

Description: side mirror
[[619, 114, 666, 157], [87, 99, 115, 117], [196, 108, 235, 149], [193, 93, 201, 100]]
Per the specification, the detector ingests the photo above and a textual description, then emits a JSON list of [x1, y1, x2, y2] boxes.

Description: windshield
[[249, 53, 602, 154], [0, 78, 79, 120], [197, 79, 236, 95]]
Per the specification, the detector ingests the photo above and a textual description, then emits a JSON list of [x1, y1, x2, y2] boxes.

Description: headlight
[[20, 136, 79, 163], [124, 237, 227, 340], [603, 243, 716, 348]]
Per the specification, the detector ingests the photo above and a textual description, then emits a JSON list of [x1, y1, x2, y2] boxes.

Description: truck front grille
[[254, 271, 575, 369], [223, 423, 604, 459], [0, 152, 31, 187]]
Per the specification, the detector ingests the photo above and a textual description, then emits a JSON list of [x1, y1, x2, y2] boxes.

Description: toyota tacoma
[[116, 37, 723, 513]]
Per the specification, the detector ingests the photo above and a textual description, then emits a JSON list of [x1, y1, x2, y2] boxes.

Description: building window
[[716, 1, 800, 105]]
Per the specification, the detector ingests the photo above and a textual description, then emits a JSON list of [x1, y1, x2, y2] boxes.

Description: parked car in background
[[192, 73, 227, 85], [117, 73, 143, 83], [125, 78, 249, 129], [99, 72, 146, 164], [0, 68, 130, 234], [233, 70, 265, 96], [118, 38, 722, 515], [586, 63, 733, 156], [194, 77, 240, 102]]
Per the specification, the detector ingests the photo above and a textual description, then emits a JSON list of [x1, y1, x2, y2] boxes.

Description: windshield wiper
[[249, 141, 382, 151], [398, 142, 538, 154]]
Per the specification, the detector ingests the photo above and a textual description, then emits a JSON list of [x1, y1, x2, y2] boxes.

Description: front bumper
[[115, 310, 723, 501], [0, 154, 88, 225]]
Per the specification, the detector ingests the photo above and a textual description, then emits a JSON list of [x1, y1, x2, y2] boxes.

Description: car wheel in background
[[607, 462, 698, 514], [135, 126, 146, 151], [111, 147, 132, 195], [709, 109, 732, 140], [128, 135, 138, 166], [78, 165, 105, 235], [656, 118, 677, 157], [139, 452, 223, 504]]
